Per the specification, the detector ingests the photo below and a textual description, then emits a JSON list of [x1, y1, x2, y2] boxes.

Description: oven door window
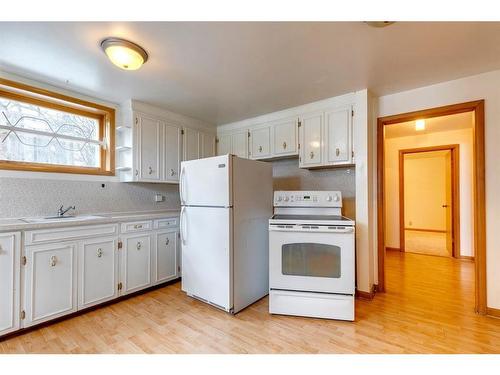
[[282, 243, 341, 278]]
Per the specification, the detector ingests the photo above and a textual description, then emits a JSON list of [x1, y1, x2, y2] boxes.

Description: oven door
[[269, 224, 355, 294]]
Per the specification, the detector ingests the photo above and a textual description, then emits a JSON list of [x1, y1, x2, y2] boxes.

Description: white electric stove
[[268, 190, 355, 321]]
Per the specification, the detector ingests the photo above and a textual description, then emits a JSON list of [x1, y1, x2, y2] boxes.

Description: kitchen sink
[[20, 215, 106, 224]]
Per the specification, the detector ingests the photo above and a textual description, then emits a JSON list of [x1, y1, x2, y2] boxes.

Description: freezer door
[[180, 155, 232, 207], [180, 206, 232, 311]]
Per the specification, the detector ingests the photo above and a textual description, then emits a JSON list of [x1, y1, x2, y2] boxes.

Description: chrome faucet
[[58, 205, 75, 217]]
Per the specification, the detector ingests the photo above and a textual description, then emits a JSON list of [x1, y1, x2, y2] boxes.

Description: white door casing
[[0, 232, 20, 335]]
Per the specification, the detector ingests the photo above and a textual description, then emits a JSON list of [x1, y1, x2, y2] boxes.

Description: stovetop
[[269, 214, 355, 226]]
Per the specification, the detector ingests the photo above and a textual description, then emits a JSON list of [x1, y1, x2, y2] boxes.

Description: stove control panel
[[273, 191, 342, 207]]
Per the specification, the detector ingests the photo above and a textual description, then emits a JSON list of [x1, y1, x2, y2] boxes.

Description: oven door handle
[[269, 225, 354, 233]]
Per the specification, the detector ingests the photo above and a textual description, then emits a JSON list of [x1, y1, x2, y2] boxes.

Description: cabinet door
[[121, 234, 152, 295], [231, 131, 248, 158], [164, 123, 182, 182], [137, 113, 161, 181], [183, 127, 200, 161], [23, 242, 77, 327], [217, 134, 231, 156], [153, 230, 178, 285], [201, 132, 216, 159], [325, 107, 352, 165], [249, 126, 271, 159], [78, 238, 118, 310], [0, 232, 20, 336], [299, 112, 323, 167], [273, 118, 298, 156]]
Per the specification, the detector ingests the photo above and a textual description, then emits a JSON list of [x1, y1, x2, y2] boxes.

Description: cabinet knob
[[166, 238, 170, 246], [283, 141, 287, 149], [148, 166, 153, 174], [97, 248, 103, 258], [310, 151, 314, 159], [50, 255, 57, 267], [135, 169, 138, 176], [136, 242, 142, 250], [258, 145, 262, 153], [170, 168, 176, 176], [134, 224, 143, 229]]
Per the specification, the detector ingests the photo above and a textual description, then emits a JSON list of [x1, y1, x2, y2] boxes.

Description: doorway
[[377, 100, 486, 314], [400, 145, 460, 258]]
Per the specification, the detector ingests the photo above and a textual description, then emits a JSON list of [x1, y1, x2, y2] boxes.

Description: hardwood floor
[[2, 251, 500, 354]]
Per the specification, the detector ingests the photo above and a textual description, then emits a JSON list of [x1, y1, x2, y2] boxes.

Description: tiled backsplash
[[0, 178, 180, 218], [272, 158, 356, 219]]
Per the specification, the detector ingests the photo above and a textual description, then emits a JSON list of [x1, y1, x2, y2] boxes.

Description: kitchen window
[[0, 79, 115, 175]]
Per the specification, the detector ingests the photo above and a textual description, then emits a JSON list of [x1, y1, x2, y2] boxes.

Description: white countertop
[[0, 209, 180, 232]]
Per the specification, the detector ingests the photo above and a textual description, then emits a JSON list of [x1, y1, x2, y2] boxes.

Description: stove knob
[[277, 196, 282, 202], [333, 195, 340, 202], [326, 196, 333, 202], [284, 196, 290, 202]]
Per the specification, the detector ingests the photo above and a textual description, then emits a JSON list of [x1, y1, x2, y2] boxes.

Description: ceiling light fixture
[[415, 119, 426, 131], [100, 37, 148, 71], [364, 21, 395, 28]]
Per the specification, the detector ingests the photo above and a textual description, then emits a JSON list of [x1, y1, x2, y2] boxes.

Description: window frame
[[0, 78, 115, 176]]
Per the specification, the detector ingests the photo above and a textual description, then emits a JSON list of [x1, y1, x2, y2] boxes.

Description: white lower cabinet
[[0, 232, 20, 336], [23, 242, 78, 327], [1, 218, 180, 336], [78, 237, 118, 309], [153, 230, 178, 285], [120, 234, 152, 295]]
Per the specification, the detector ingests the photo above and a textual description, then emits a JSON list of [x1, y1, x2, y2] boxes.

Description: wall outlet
[[155, 194, 165, 202]]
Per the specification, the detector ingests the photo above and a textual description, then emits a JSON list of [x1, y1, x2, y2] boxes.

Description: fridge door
[[180, 206, 232, 311], [180, 155, 232, 207]]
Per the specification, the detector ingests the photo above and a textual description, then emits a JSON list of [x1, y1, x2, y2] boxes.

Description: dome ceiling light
[[100, 37, 149, 71]]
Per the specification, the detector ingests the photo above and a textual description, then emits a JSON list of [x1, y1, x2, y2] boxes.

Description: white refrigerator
[[179, 154, 273, 313]]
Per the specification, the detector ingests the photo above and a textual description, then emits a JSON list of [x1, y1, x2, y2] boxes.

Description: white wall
[[377, 69, 500, 309], [384, 128, 474, 256]]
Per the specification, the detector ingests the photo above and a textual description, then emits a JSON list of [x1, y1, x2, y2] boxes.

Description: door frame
[[377, 100, 486, 314], [398, 144, 460, 258]]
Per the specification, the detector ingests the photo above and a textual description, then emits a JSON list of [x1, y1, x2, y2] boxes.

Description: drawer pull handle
[[283, 141, 287, 149], [310, 151, 314, 159], [50, 255, 57, 267], [135, 169, 139, 176], [336, 147, 340, 157], [97, 248, 103, 258], [258, 145, 262, 153], [170, 168, 176, 176], [148, 166, 153, 174], [136, 242, 142, 250], [166, 238, 170, 246], [134, 224, 143, 229]]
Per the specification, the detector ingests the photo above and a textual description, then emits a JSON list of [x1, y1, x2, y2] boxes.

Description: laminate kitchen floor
[[1, 251, 500, 354]]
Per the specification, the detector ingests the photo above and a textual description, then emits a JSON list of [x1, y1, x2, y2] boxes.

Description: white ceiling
[[384, 111, 473, 139], [1, 22, 500, 125]]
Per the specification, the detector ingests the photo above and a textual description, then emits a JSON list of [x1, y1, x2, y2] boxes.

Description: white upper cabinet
[[249, 125, 271, 159], [325, 106, 352, 165], [164, 122, 182, 182], [117, 101, 216, 183], [231, 131, 249, 158], [0, 232, 20, 336], [299, 112, 323, 167], [137, 114, 162, 181], [216, 134, 231, 155], [273, 117, 298, 157], [200, 132, 216, 159], [183, 127, 200, 161]]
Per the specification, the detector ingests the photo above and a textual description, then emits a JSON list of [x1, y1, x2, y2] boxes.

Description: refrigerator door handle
[[180, 206, 187, 245], [179, 167, 186, 204]]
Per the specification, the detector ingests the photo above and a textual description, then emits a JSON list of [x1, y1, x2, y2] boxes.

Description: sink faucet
[[58, 205, 75, 217]]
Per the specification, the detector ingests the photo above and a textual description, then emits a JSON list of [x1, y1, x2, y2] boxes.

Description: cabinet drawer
[[25, 224, 119, 246], [120, 220, 153, 233], [154, 217, 179, 229]]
